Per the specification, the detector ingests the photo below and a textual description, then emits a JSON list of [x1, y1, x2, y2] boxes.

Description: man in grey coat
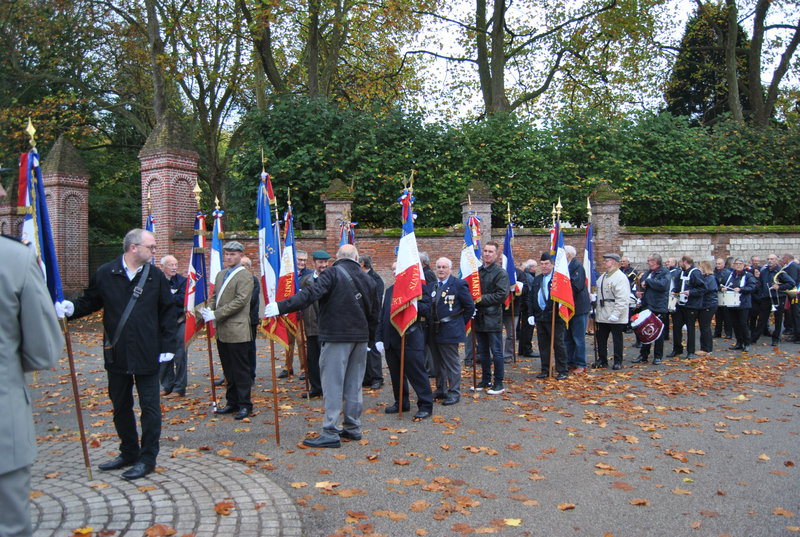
[[0, 234, 63, 537]]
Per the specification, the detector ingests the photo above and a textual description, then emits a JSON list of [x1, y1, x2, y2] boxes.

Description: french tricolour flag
[[460, 215, 482, 332], [258, 171, 289, 347], [551, 221, 575, 325], [390, 188, 424, 336]]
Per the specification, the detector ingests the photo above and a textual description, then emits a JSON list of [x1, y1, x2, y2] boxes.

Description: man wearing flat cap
[[202, 241, 255, 419], [594, 253, 630, 369], [527, 252, 569, 380]]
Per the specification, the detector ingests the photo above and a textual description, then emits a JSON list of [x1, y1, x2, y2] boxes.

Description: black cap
[[540, 252, 552, 262]]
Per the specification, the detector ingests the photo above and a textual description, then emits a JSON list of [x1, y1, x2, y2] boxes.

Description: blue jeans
[[564, 313, 588, 368], [477, 331, 504, 385]]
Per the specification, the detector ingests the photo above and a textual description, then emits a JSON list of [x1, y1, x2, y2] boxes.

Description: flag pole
[[195, 183, 218, 412], [399, 334, 406, 419], [508, 202, 517, 367], [548, 201, 559, 378], [586, 197, 598, 365], [262, 153, 281, 445], [468, 194, 478, 391], [25, 120, 92, 480]]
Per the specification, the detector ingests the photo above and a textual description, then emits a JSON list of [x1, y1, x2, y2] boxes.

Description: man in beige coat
[[201, 241, 254, 419], [594, 253, 630, 370], [0, 233, 63, 537]]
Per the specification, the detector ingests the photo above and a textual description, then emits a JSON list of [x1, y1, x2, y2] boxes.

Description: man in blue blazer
[[429, 257, 475, 406]]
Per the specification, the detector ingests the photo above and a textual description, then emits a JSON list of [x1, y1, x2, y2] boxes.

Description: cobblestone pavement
[[31, 440, 302, 537]]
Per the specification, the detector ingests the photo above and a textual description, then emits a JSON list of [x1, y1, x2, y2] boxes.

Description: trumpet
[[774, 269, 799, 298]]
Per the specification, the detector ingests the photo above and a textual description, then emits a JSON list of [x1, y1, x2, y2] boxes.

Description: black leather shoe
[[369, 380, 384, 390], [301, 391, 323, 399], [667, 351, 682, 358], [277, 369, 291, 379], [536, 372, 548, 379], [612, 363, 622, 370], [555, 373, 568, 380], [338, 430, 362, 441], [214, 378, 225, 386], [731, 344, 744, 350], [442, 395, 460, 406], [215, 404, 237, 414], [303, 436, 341, 449], [433, 392, 447, 401], [413, 410, 431, 420], [234, 407, 251, 420], [299, 372, 306, 380], [384, 403, 409, 414], [121, 462, 154, 480], [592, 362, 608, 369], [685, 353, 695, 360], [98, 456, 136, 471], [631, 355, 648, 363]]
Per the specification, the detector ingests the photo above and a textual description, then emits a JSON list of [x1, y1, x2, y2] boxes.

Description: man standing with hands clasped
[[201, 241, 254, 420], [64, 228, 176, 480]]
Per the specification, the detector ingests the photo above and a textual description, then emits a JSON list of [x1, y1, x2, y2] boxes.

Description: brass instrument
[[773, 269, 799, 298]]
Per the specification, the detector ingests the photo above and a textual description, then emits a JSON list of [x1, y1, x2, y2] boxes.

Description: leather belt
[[437, 313, 461, 324]]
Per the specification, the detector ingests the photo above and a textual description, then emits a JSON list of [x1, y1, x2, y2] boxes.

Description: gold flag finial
[[261, 148, 266, 175], [25, 118, 36, 151], [287, 187, 291, 206], [193, 180, 202, 205], [556, 197, 563, 217], [215, 196, 220, 211], [507, 201, 511, 224], [587, 197, 592, 219]]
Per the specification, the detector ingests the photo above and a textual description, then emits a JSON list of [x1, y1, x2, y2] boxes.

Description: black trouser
[[714, 307, 732, 338], [363, 345, 384, 385], [305, 335, 323, 395], [518, 311, 534, 355], [248, 324, 258, 378], [596, 322, 624, 366], [107, 371, 161, 466], [698, 307, 717, 352], [730, 308, 751, 346], [672, 306, 698, 355], [535, 315, 568, 374], [753, 299, 784, 343], [217, 340, 253, 410], [749, 297, 763, 335], [385, 329, 433, 412], [790, 301, 800, 341], [639, 312, 667, 361]]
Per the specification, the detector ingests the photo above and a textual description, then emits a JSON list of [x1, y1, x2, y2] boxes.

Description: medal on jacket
[[445, 295, 455, 311]]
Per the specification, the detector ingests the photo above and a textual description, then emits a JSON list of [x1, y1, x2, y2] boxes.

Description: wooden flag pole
[[61, 319, 92, 481], [471, 331, 478, 390], [508, 203, 517, 366], [193, 181, 218, 413], [269, 339, 281, 445], [398, 334, 406, 419]]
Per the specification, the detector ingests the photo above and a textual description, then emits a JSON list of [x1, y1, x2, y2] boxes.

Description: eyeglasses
[[137, 243, 157, 252]]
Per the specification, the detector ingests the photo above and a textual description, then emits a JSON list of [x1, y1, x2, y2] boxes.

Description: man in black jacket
[[360, 254, 385, 390], [527, 253, 568, 380], [474, 241, 510, 394], [66, 229, 176, 479], [668, 255, 705, 360], [781, 253, 800, 342], [266, 244, 378, 448], [632, 253, 671, 365], [158, 254, 187, 397], [752, 254, 796, 346]]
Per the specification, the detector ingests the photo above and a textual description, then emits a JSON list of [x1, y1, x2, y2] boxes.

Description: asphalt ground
[[31, 314, 800, 537]]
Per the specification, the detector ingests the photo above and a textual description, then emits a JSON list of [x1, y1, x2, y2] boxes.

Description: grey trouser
[[431, 341, 461, 398], [0, 465, 32, 537], [319, 341, 367, 439]]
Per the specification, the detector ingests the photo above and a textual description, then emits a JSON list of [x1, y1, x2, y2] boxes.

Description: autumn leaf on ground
[[410, 500, 431, 512], [290, 482, 308, 489], [30, 490, 44, 498], [315, 481, 340, 490], [558, 503, 576, 511], [758, 454, 771, 461], [672, 488, 692, 495], [72, 528, 94, 536], [214, 501, 235, 516], [612, 481, 634, 491], [138, 486, 156, 492], [629, 499, 650, 506], [774, 508, 796, 517], [144, 524, 177, 537], [335, 488, 368, 498], [699, 510, 719, 517], [394, 459, 410, 466], [505, 519, 522, 526]]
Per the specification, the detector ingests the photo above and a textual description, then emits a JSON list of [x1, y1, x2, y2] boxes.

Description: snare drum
[[717, 291, 741, 308], [668, 294, 678, 312]]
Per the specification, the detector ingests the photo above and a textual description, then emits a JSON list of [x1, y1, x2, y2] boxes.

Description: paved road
[[31, 316, 800, 536]]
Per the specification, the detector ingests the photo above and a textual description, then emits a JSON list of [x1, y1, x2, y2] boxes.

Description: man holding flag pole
[[459, 207, 482, 387]]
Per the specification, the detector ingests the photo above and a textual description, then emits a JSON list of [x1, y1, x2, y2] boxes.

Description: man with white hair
[[265, 244, 379, 448], [159, 254, 187, 397]]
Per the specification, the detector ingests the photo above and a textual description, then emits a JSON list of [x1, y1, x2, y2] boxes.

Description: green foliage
[[228, 101, 800, 229]]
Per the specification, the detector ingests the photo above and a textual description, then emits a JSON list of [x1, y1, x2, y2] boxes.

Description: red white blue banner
[[390, 188, 423, 336]]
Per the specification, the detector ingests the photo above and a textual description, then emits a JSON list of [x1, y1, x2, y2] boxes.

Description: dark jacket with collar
[[376, 284, 431, 352], [640, 266, 671, 313], [475, 262, 509, 332], [567, 257, 591, 315], [248, 274, 261, 326], [429, 276, 475, 344], [756, 264, 796, 299], [167, 273, 187, 321], [702, 274, 718, 309], [277, 258, 378, 343], [528, 272, 558, 322], [71, 255, 177, 375], [725, 270, 758, 309]]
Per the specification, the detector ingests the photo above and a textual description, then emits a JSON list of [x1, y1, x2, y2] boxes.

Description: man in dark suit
[[202, 241, 255, 420], [527, 253, 568, 380], [376, 263, 434, 420], [360, 254, 385, 390], [158, 254, 187, 397], [564, 245, 590, 373], [429, 257, 475, 406], [781, 253, 800, 342]]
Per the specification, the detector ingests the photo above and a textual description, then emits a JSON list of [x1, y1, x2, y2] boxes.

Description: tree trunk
[[489, 0, 510, 113], [476, 0, 492, 113], [238, 0, 286, 94], [145, 0, 167, 121], [254, 53, 267, 112], [723, 0, 743, 122], [308, 0, 321, 98], [747, 0, 768, 125]]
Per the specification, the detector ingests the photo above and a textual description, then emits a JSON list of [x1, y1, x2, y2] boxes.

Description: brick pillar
[[591, 183, 622, 263], [41, 135, 89, 294], [460, 180, 494, 244], [322, 178, 353, 255], [139, 112, 199, 259]]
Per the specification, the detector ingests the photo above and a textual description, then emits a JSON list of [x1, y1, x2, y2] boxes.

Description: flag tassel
[[61, 319, 92, 481]]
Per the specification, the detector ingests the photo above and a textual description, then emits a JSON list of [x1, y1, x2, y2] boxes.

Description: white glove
[[200, 307, 215, 322], [264, 302, 279, 318], [55, 300, 75, 319], [589, 293, 597, 302], [159, 352, 174, 363], [375, 341, 384, 353], [527, 316, 535, 326], [608, 314, 620, 322]]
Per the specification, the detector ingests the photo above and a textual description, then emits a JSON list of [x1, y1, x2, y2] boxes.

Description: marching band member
[[722, 258, 758, 352]]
